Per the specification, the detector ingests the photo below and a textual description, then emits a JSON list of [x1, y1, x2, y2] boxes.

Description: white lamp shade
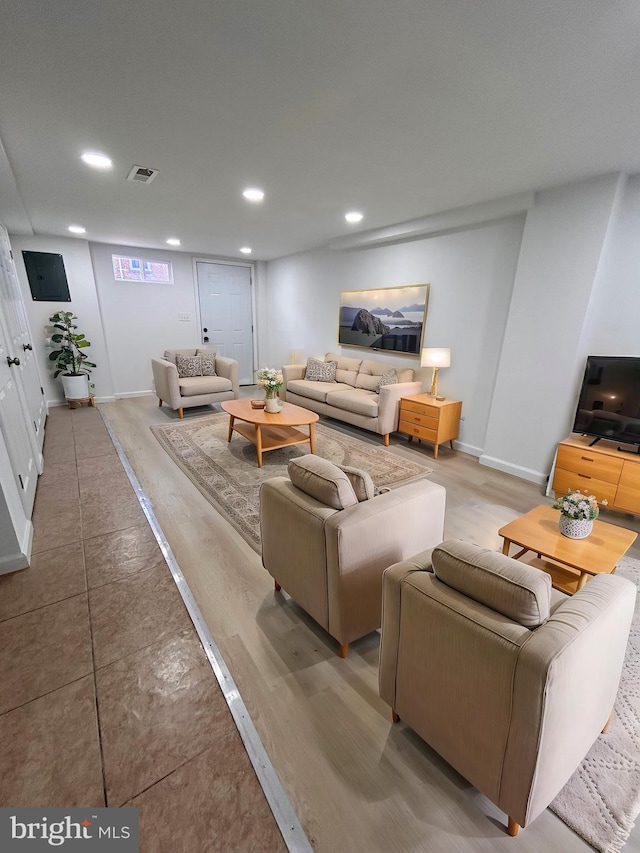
[[421, 348, 451, 368]]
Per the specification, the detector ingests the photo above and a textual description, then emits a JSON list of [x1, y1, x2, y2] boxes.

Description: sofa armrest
[[377, 381, 423, 434], [501, 574, 636, 827], [324, 479, 446, 643], [214, 356, 239, 397], [151, 357, 182, 408], [379, 551, 435, 707], [282, 364, 306, 401]]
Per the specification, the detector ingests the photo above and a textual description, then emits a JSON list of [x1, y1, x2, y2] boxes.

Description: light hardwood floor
[[102, 394, 640, 853]]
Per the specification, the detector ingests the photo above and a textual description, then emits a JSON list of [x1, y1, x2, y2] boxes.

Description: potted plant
[[552, 488, 606, 539], [257, 367, 284, 412], [48, 310, 96, 400]]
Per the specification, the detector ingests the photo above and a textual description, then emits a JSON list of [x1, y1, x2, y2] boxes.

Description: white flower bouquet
[[257, 367, 284, 398], [552, 488, 604, 521]]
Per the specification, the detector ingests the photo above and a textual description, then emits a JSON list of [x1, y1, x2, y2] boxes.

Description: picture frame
[[338, 284, 429, 355]]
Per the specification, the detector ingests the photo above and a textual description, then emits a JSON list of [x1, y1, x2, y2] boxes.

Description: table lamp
[[421, 348, 451, 398]]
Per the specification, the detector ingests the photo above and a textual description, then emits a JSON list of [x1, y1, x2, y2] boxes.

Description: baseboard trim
[[114, 390, 155, 399], [454, 440, 483, 458], [0, 521, 32, 575], [479, 453, 547, 486]]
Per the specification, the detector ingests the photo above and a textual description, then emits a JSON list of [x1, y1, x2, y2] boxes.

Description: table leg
[[226, 415, 235, 442], [576, 572, 588, 591], [502, 538, 510, 556], [256, 425, 263, 468], [309, 423, 316, 455]]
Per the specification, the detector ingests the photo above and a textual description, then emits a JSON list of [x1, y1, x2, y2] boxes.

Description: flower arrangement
[[552, 489, 605, 521], [257, 367, 284, 399]]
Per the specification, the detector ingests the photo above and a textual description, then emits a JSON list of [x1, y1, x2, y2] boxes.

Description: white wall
[[10, 235, 114, 405], [482, 173, 625, 483], [265, 217, 526, 456]]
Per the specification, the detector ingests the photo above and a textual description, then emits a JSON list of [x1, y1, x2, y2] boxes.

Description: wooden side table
[[398, 394, 462, 459]]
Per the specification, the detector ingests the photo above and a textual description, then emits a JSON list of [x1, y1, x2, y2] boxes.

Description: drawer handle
[[578, 473, 591, 479], [580, 456, 594, 462]]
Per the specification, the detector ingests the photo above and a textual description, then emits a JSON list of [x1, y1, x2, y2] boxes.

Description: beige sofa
[[260, 455, 446, 656], [379, 539, 636, 836], [282, 352, 421, 445], [151, 348, 239, 418]]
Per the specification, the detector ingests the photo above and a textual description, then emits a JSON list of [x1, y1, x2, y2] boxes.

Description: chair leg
[[507, 817, 520, 837], [158, 398, 162, 407], [177, 407, 184, 419], [339, 643, 348, 658], [274, 580, 281, 591], [602, 708, 614, 734], [383, 433, 390, 447], [392, 710, 400, 723]]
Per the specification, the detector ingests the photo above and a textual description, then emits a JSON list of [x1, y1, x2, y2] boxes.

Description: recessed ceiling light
[[242, 187, 264, 202], [239, 247, 252, 254], [80, 151, 113, 170], [166, 238, 181, 246], [68, 225, 86, 234], [345, 211, 363, 224]]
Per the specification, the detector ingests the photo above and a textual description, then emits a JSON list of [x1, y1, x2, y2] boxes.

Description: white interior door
[[196, 262, 254, 385], [0, 317, 37, 515], [0, 226, 46, 463]]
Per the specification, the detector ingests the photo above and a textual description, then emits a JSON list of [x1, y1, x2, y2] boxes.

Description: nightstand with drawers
[[398, 394, 462, 459]]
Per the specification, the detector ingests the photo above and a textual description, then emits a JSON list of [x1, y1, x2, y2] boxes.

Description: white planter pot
[[264, 396, 282, 413], [61, 374, 89, 400], [559, 515, 593, 539]]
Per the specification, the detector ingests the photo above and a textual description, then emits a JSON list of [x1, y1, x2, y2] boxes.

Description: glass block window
[[112, 255, 173, 283]]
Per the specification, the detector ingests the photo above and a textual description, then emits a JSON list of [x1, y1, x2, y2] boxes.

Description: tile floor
[[0, 405, 286, 852]]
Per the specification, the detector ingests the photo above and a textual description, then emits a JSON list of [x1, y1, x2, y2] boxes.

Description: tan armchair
[[151, 348, 239, 418], [260, 455, 446, 656], [379, 539, 636, 836]]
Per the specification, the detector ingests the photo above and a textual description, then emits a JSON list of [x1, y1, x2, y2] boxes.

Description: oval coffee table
[[221, 399, 319, 468]]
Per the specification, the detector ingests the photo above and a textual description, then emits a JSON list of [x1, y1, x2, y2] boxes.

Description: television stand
[[552, 435, 640, 517]]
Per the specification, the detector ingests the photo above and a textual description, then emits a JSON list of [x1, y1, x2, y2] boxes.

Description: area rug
[[550, 556, 640, 853], [150, 413, 433, 553]]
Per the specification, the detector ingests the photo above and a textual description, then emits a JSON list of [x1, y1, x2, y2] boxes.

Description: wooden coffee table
[[221, 399, 319, 468], [498, 505, 637, 595]]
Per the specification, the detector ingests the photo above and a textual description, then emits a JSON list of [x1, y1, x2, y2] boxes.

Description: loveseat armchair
[[260, 455, 446, 656], [151, 348, 239, 418], [379, 539, 635, 836]]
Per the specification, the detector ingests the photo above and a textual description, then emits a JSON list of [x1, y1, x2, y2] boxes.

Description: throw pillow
[[376, 369, 397, 393], [176, 354, 202, 378], [305, 357, 337, 382], [338, 465, 375, 501], [199, 352, 217, 376]]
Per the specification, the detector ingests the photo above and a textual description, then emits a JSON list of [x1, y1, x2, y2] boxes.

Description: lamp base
[[429, 367, 439, 397]]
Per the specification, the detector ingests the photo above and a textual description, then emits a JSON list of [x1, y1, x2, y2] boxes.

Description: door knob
[[203, 336, 210, 342], [203, 327, 208, 333], [6, 356, 20, 366], [22, 343, 32, 351]]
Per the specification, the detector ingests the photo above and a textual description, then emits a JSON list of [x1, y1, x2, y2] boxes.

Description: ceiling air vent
[[126, 165, 159, 184]]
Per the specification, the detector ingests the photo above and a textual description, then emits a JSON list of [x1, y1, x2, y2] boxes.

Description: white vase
[[61, 374, 89, 400], [264, 396, 282, 413], [559, 515, 593, 539]]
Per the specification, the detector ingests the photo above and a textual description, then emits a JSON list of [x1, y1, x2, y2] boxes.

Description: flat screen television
[[572, 356, 640, 451]]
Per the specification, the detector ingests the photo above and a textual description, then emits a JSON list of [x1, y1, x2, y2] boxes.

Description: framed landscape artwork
[[338, 284, 429, 355]]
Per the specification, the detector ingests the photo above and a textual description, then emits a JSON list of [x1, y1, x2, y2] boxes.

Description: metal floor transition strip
[[100, 408, 312, 853]]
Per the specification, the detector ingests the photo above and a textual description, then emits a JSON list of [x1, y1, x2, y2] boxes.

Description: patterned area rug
[[550, 557, 640, 852], [150, 413, 433, 553]]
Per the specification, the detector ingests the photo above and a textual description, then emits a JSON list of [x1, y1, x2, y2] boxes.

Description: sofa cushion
[[288, 456, 358, 510], [196, 348, 218, 376], [325, 352, 362, 386], [176, 354, 202, 378], [326, 389, 379, 418], [288, 379, 352, 403], [305, 357, 337, 382], [178, 376, 233, 396], [338, 465, 375, 501], [432, 540, 551, 628], [164, 348, 197, 365], [376, 369, 397, 393]]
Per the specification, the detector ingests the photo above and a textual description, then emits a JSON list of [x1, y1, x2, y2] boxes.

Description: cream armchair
[[260, 455, 446, 657], [151, 348, 239, 418], [379, 539, 636, 836]]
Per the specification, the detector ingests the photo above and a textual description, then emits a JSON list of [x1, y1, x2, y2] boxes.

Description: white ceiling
[[1, 0, 639, 261]]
